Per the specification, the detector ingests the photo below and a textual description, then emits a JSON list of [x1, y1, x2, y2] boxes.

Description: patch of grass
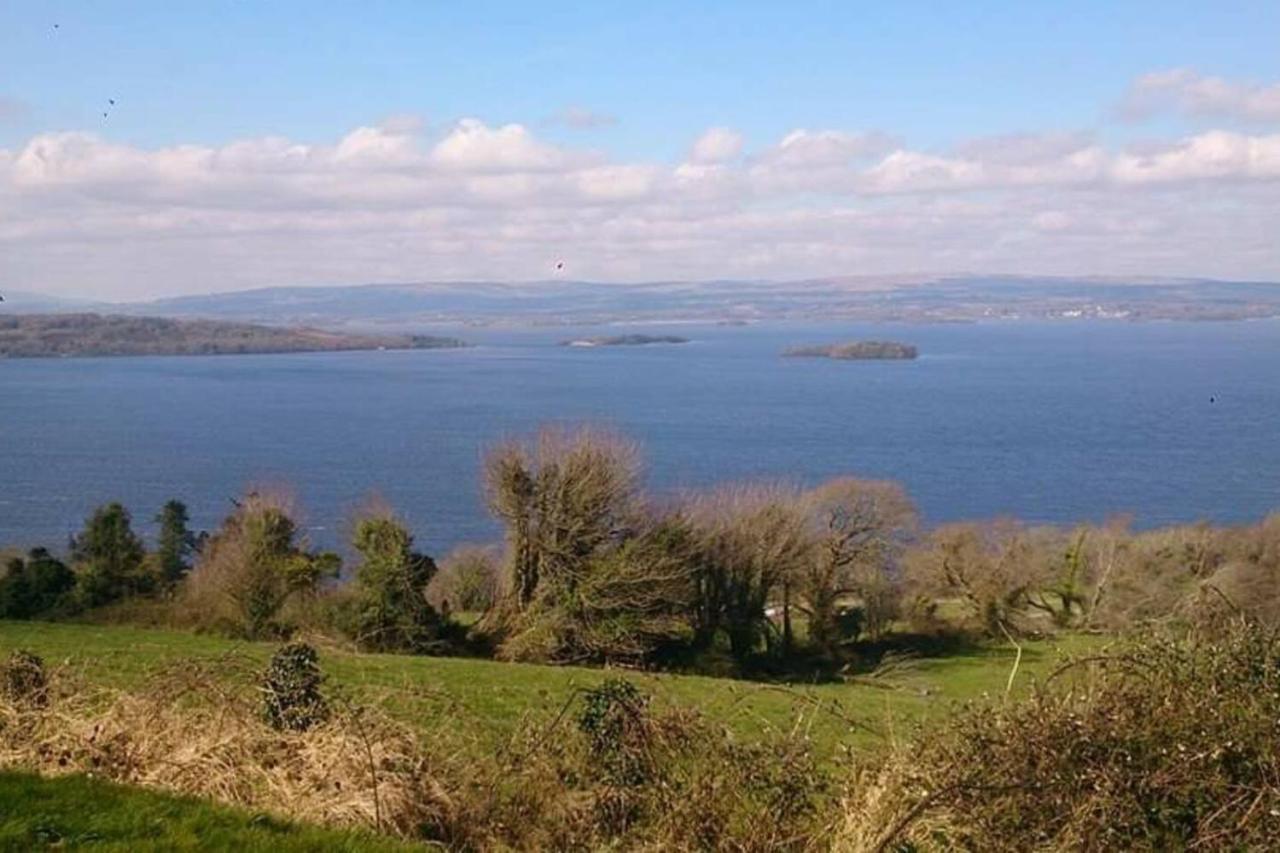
[[0, 771, 415, 851], [0, 620, 1102, 757]]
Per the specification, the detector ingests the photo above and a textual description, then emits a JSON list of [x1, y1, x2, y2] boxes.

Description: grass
[[0, 620, 1104, 758], [0, 771, 417, 852]]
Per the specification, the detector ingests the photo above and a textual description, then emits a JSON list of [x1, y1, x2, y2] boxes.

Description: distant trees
[[5, 426, 1280, 678]]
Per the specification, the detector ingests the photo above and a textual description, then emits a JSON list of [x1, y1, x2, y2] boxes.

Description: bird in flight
[[555, 261, 565, 271]]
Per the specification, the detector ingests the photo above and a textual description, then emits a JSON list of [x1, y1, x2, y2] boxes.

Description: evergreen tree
[[349, 514, 441, 652], [154, 499, 197, 586], [0, 548, 76, 619], [72, 502, 146, 607]]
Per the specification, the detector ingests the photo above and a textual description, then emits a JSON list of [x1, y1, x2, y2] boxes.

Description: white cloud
[[429, 118, 583, 172], [689, 127, 743, 164], [761, 128, 895, 167], [1123, 69, 1280, 123], [2, 116, 1279, 299]]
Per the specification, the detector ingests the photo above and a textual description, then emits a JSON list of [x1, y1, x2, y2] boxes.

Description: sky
[[2, 1, 1279, 300]]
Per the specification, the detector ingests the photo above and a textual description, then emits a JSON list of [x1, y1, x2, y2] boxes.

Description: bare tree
[[801, 478, 918, 653]]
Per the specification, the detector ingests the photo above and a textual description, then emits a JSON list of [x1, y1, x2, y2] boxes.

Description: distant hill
[[0, 314, 467, 359], [11, 275, 1280, 328]]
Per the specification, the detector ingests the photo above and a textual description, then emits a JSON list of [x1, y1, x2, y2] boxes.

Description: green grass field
[[0, 771, 417, 852], [0, 620, 1103, 757]]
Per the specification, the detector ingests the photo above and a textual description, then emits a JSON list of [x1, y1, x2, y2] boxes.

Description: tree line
[[4, 425, 1278, 674]]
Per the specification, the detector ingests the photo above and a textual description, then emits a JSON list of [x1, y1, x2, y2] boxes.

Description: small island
[[559, 334, 690, 347], [783, 340, 918, 360], [0, 313, 468, 358]]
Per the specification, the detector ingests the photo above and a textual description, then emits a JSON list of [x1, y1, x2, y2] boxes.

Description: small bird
[[555, 261, 565, 271], [1210, 396, 1216, 403], [109, 99, 116, 106]]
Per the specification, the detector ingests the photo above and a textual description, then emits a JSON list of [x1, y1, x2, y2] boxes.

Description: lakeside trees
[[3, 425, 1279, 673]]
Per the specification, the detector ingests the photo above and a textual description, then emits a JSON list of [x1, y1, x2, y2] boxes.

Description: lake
[[2, 319, 1277, 555]]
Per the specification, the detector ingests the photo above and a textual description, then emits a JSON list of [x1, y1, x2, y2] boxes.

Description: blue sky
[[2, 2, 1279, 298], [4, 2, 1277, 152]]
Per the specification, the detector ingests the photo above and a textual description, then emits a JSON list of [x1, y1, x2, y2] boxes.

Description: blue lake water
[[1, 320, 1277, 555]]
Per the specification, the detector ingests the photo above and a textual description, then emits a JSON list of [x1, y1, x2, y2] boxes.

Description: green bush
[[261, 643, 328, 732]]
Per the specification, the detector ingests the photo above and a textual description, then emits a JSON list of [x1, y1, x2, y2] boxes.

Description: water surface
[[2, 320, 1276, 553]]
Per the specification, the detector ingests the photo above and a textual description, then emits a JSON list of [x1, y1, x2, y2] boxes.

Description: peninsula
[[0, 314, 467, 358]]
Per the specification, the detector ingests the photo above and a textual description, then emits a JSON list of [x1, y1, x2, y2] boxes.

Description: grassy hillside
[[0, 771, 416, 851], [0, 313, 466, 358], [0, 620, 1100, 757]]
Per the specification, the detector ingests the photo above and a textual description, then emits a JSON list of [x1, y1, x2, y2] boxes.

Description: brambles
[[2, 649, 47, 706], [262, 643, 328, 732], [838, 618, 1280, 850]]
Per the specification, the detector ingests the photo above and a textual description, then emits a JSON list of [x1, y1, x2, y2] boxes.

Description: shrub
[[428, 544, 502, 614], [577, 679, 654, 787], [498, 514, 697, 665], [346, 512, 442, 653], [180, 492, 335, 639], [0, 548, 76, 619], [2, 650, 48, 707], [838, 618, 1280, 850], [261, 642, 328, 732]]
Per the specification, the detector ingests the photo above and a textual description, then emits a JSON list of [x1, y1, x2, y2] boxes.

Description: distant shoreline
[[558, 334, 690, 348], [0, 313, 468, 360]]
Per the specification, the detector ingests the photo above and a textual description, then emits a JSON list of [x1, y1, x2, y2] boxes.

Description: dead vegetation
[[836, 616, 1280, 851]]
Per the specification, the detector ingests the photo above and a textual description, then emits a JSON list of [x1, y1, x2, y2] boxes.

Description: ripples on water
[[2, 320, 1277, 552]]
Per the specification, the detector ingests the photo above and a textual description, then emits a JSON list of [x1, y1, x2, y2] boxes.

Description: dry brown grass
[[0, 655, 452, 840]]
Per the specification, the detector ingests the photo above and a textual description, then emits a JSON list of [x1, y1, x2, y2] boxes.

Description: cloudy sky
[[2, 2, 1279, 300]]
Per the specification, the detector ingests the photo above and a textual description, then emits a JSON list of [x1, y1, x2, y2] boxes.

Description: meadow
[[0, 620, 1100, 760]]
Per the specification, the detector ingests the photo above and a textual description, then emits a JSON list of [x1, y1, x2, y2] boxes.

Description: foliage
[[484, 427, 662, 661], [262, 642, 329, 732], [428, 544, 502, 613], [153, 499, 197, 587], [180, 492, 336, 639], [345, 513, 442, 652], [71, 502, 149, 608], [905, 519, 1043, 637], [838, 618, 1280, 851], [691, 484, 812, 662], [801, 478, 917, 653], [0, 548, 76, 619]]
